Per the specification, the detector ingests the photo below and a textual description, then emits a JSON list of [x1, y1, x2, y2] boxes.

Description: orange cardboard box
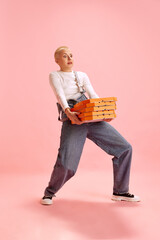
[[72, 99, 116, 111], [71, 113, 116, 124], [74, 105, 117, 113], [78, 110, 115, 118], [73, 97, 117, 108], [70, 97, 117, 124], [80, 113, 116, 122]]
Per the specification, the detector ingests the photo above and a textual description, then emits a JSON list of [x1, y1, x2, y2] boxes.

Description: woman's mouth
[[68, 62, 72, 64]]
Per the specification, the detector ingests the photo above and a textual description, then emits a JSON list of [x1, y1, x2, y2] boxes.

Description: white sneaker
[[111, 192, 140, 202], [40, 196, 53, 205]]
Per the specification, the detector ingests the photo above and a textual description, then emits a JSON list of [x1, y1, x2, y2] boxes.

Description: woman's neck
[[60, 67, 73, 72]]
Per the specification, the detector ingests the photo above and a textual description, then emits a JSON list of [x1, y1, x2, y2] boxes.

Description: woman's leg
[[87, 121, 132, 194], [44, 121, 88, 197]]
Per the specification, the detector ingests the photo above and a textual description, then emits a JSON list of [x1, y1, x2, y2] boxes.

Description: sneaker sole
[[111, 195, 141, 202], [40, 199, 53, 205]]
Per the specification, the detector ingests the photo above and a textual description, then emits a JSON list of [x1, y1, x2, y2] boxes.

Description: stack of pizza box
[[71, 97, 117, 124]]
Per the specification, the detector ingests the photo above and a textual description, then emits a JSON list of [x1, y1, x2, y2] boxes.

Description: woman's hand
[[65, 108, 82, 125]]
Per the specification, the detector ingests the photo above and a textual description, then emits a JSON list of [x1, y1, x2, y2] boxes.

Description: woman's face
[[55, 49, 74, 71]]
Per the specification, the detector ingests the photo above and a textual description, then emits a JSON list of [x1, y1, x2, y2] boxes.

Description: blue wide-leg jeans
[[44, 120, 132, 197]]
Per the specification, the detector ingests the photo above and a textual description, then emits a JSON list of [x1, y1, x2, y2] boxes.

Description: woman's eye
[[63, 54, 73, 58]]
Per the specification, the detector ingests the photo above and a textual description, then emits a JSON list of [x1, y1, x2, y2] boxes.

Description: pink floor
[[1, 160, 159, 240]]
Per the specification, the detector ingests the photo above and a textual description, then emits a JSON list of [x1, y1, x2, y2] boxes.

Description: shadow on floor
[[30, 197, 140, 239]]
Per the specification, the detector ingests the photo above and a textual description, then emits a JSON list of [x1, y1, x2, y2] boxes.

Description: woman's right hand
[[65, 108, 82, 125]]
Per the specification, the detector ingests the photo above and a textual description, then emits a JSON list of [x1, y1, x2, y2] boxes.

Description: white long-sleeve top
[[49, 70, 99, 110]]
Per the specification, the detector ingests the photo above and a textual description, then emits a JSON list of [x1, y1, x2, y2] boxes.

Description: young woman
[[40, 46, 140, 205]]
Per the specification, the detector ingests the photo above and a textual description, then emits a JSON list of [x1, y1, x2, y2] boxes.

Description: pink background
[[1, 0, 160, 174], [1, 0, 160, 239]]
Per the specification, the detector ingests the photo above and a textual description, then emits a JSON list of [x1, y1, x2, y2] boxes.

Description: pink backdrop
[[1, 0, 160, 174]]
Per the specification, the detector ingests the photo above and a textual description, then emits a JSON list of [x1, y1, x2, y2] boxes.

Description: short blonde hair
[[54, 46, 70, 60]]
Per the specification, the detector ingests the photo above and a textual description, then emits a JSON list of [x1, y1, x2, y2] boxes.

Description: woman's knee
[[125, 142, 132, 152]]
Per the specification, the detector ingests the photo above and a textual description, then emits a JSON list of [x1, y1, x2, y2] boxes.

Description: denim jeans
[[44, 120, 132, 197]]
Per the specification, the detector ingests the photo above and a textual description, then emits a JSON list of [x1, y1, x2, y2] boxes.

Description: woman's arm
[[49, 72, 69, 111], [83, 73, 99, 99], [49, 72, 82, 124]]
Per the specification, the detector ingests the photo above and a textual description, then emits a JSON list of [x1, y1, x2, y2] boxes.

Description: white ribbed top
[[49, 70, 99, 110]]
